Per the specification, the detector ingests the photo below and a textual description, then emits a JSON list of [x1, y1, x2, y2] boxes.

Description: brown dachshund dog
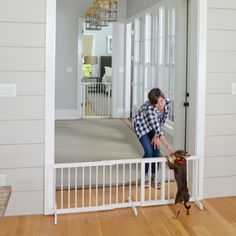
[[165, 150, 191, 219]]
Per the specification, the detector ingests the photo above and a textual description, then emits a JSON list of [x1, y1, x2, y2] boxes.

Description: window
[[131, 5, 175, 123]]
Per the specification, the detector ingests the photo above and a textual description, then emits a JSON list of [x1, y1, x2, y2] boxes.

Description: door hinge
[[183, 102, 189, 107]]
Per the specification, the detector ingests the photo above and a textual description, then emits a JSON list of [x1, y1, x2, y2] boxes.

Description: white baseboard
[[112, 108, 125, 118], [55, 109, 81, 120]]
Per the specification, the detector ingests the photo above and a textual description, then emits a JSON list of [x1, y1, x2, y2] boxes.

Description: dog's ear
[[173, 151, 181, 159]]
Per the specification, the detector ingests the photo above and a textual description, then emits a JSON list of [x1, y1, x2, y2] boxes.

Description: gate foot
[[54, 203, 58, 224], [128, 196, 138, 216], [194, 199, 203, 210]]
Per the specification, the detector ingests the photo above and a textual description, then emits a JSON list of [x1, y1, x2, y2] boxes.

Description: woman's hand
[[159, 135, 173, 154], [151, 135, 160, 149]]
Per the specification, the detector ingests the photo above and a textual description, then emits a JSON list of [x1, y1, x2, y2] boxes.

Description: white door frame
[[45, 0, 206, 214], [77, 18, 84, 120], [188, 0, 207, 200], [45, 0, 56, 214]]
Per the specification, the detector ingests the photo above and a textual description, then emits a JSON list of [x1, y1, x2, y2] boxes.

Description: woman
[[133, 88, 173, 187]]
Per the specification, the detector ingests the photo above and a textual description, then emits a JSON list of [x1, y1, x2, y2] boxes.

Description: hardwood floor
[[1, 197, 236, 236]]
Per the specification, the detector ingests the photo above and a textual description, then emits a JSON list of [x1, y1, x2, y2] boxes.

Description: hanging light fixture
[[96, 0, 109, 27], [107, 0, 118, 22], [85, 7, 101, 30], [85, 0, 118, 30]]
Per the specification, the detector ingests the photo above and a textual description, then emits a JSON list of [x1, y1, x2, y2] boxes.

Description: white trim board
[[112, 108, 125, 118], [77, 18, 84, 121], [194, 0, 207, 199], [44, 0, 207, 214], [185, 0, 207, 200], [45, 0, 56, 215]]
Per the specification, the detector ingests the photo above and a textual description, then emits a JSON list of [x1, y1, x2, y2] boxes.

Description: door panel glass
[[130, 0, 187, 151]]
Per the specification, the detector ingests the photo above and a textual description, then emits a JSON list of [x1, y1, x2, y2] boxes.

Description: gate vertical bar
[[141, 160, 145, 205], [161, 161, 166, 201]]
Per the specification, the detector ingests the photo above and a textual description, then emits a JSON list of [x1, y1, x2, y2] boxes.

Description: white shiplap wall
[[0, 0, 46, 215], [205, 0, 236, 197]]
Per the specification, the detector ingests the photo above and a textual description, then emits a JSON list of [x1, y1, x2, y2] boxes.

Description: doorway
[[45, 0, 207, 214], [78, 19, 113, 118]]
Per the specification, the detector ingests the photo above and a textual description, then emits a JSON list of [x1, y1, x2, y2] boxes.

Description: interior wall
[[204, 0, 236, 198], [0, 0, 46, 215], [127, 0, 161, 18], [56, 0, 127, 117], [55, 0, 93, 111]]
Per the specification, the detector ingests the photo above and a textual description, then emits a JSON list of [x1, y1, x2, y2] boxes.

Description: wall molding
[[55, 109, 80, 120], [112, 108, 125, 118]]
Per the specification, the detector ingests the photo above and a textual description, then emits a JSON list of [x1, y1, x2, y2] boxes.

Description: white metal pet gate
[[52, 156, 203, 224], [82, 81, 112, 118]]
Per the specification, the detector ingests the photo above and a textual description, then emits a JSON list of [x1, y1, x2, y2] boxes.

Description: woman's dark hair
[[148, 88, 165, 105]]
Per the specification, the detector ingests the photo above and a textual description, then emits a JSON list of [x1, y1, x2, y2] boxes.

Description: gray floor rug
[[55, 118, 143, 163]]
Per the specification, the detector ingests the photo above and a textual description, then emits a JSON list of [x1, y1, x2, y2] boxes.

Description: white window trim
[[45, 0, 207, 214]]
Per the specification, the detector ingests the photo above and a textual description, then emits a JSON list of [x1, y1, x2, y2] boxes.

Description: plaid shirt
[[133, 98, 171, 139]]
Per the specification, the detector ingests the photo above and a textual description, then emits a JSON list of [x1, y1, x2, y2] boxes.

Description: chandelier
[[86, 0, 118, 30]]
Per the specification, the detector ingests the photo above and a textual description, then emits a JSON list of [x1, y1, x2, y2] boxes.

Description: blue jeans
[[139, 129, 160, 175]]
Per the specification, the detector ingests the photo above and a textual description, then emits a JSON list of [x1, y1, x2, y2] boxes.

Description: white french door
[[130, 0, 188, 151]]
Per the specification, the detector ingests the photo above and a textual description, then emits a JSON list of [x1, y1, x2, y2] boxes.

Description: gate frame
[[81, 81, 112, 118], [52, 156, 203, 224]]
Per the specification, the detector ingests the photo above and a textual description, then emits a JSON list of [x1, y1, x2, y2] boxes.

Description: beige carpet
[[55, 118, 143, 163]]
